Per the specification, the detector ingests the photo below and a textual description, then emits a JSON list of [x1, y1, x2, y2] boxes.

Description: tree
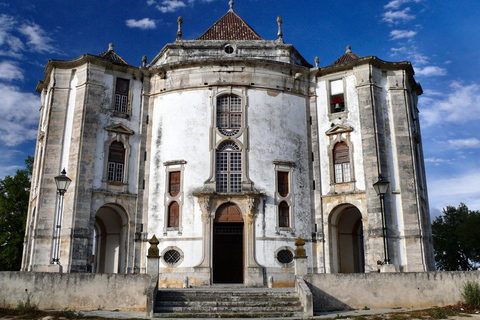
[[432, 203, 480, 271], [0, 156, 33, 271]]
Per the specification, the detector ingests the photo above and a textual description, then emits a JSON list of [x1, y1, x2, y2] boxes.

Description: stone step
[[151, 311, 306, 318], [154, 287, 304, 317], [155, 300, 302, 308]]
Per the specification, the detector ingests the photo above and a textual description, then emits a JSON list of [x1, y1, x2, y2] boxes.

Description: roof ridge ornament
[[277, 16, 284, 43], [108, 43, 114, 51], [346, 45, 352, 53], [176, 16, 183, 41], [229, 0, 234, 12]]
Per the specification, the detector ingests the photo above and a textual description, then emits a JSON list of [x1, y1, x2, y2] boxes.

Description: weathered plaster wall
[[305, 271, 480, 311], [0, 272, 152, 311]]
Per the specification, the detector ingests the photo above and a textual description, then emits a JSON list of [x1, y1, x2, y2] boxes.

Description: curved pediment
[[325, 124, 353, 136]]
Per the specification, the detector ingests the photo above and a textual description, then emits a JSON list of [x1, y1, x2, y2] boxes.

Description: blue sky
[[1, 0, 479, 218]]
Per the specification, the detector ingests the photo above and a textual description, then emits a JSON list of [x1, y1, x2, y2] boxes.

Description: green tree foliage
[[0, 156, 33, 271], [432, 203, 480, 271]]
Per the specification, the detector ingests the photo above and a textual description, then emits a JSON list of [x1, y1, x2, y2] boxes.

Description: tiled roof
[[331, 46, 361, 66], [98, 43, 129, 65], [196, 11, 264, 41]]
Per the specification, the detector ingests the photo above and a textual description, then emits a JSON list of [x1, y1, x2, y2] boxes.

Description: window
[[217, 95, 242, 136], [216, 141, 241, 193], [330, 79, 345, 113], [273, 162, 294, 232], [278, 201, 290, 228], [168, 202, 179, 228], [114, 78, 129, 113], [334, 142, 351, 183], [107, 141, 125, 182], [277, 171, 289, 197], [169, 171, 181, 196]]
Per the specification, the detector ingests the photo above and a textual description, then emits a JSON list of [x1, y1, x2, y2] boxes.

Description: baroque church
[[22, 2, 435, 286]]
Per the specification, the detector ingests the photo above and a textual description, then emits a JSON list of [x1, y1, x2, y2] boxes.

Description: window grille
[[277, 249, 294, 264], [107, 141, 125, 183], [164, 250, 181, 265], [216, 141, 242, 193], [114, 78, 129, 113], [217, 95, 242, 131], [334, 142, 351, 183]]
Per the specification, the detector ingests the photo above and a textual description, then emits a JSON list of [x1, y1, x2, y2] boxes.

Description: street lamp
[[50, 168, 71, 266], [373, 175, 390, 264]]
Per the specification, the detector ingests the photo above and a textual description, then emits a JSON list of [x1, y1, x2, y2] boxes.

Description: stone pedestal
[[294, 237, 308, 277], [379, 264, 396, 273], [147, 235, 160, 275], [47, 264, 63, 273]]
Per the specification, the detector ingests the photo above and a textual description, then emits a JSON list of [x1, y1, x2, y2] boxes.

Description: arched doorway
[[330, 206, 365, 273], [213, 203, 244, 283], [93, 205, 128, 273]]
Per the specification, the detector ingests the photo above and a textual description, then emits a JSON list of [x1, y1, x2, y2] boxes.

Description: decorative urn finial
[[176, 16, 183, 40], [346, 45, 352, 53], [229, 0, 234, 11], [315, 56, 319, 68], [142, 55, 147, 67], [147, 235, 160, 258], [277, 16, 283, 41], [108, 43, 114, 51]]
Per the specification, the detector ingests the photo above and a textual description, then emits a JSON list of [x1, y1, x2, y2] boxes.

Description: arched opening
[[330, 205, 365, 273], [92, 205, 128, 273], [213, 202, 244, 283]]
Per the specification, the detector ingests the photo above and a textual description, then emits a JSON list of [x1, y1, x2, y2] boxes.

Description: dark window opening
[[279, 201, 290, 228]]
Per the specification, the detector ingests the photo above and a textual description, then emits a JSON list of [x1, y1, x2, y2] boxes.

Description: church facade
[[22, 3, 435, 286]]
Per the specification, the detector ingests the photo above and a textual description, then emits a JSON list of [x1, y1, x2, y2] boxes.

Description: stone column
[[294, 237, 308, 277], [244, 196, 264, 286], [147, 235, 160, 275]]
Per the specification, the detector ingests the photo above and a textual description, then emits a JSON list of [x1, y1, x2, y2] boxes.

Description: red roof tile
[[98, 44, 129, 65], [196, 11, 263, 41], [331, 46, 361, 66]]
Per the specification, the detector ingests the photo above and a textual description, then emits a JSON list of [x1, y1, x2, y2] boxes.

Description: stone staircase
[[154, 286, 305, 317]]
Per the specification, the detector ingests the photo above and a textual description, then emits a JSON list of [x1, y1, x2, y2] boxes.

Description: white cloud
[[415, 66, 447, 77], [448, 138, 480, 149], [0, 60, 23, 81], [428, 170, 480, 215], [126, 18, 157, 30], [420, 81, 480, 127], [382, 8, 415, 23], [384, 0, 422, 10], [0, 14, 57, 56], [389, 46, 428, 65], [18, 22, 57, 54], [0, 83, 39, 146], [424, 157, 452, 163], [157, 0, 187, 13], [390, 29, 417, 39]]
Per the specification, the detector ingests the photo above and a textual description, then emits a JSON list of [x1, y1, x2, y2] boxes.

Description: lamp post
[[373, 175, 390, 264], [50, 169, 71, 266]]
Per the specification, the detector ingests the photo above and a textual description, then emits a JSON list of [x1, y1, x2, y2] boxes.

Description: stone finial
[[295, 237, 306, 258], [314, 56, 319, 68], [277, 16, 283, 41], [229, 0, 234, 11], [142, 55, 147, 67], [108, 43, 114, 51], [176, 16, 183, 41], [147, 235, 160, 258], [346, 45, 352, 53]]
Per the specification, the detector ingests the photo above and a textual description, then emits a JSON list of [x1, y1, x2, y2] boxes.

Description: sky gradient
[[1, 0, 479, 218]]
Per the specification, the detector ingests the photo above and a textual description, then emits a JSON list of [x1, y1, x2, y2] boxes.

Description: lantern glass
[[54, 169, 71, 193], [373, 178, 389, 196]]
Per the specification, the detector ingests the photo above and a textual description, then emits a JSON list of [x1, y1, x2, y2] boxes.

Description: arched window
[[278, 201, 290, 228], [216, 141, 241, 193], [217, 95, 242, 136], [334, 142, 351, 183], [168, 202, 179, 228], [107, 141, 125, 182]]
